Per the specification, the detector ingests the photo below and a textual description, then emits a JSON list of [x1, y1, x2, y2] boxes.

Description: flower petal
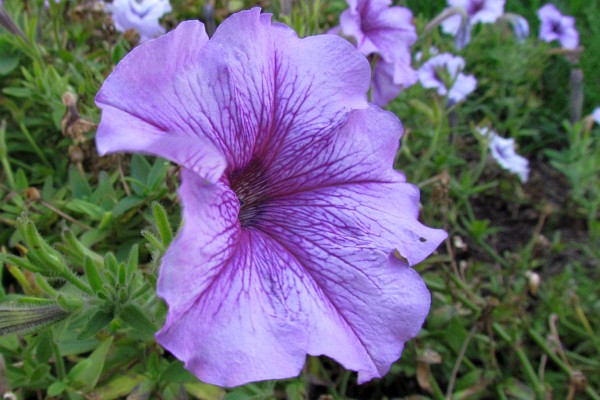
[[95, 21, 229, 182], [156, 107, 446, 386], [156, 177, 442, 387], [96, 9, 370, 182]]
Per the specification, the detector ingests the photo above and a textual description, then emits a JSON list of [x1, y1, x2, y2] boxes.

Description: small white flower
[[481, 128, 530, 182], [107, 0, 171, 43]]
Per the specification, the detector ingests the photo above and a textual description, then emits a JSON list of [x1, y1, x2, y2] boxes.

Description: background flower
[[371, 57, 417, 106], [483, 128, 530, 182], [339, 0, 416, 63], [537, 3, 579, 49], [592, 107, 600, 124], [106, 0, 171, 42], [418, 53, 477, 104], [96, 8, 446, 387], [441, 0, 505, 37], [336, 0, 418, 105]]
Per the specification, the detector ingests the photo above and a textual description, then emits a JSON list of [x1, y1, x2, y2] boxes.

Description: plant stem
[[51, 335, 66, 381]]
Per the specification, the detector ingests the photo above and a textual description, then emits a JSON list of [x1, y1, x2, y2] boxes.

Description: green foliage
[[0, 0, 599, 399]]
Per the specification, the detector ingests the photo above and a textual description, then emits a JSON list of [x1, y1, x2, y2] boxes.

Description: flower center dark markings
[[550, 20, 563, 35], [467, 0, 485, 15], [229, 158, 269, 228], [129, 0, 151, 18]]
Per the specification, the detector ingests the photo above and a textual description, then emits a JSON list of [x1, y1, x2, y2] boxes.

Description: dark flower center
[[550, 20, 563, 35], [229, 159, 269, 228], [467, 0, 485, 15]]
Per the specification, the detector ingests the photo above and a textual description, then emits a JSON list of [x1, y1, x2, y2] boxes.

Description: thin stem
[[19, 123, 51, 167], [446, 325, 477, 399], [51, 335, 66, 380], [493, 324, 546, 399]]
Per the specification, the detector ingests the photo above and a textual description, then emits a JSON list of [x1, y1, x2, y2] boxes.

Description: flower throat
[[229, 159, 269, 227]]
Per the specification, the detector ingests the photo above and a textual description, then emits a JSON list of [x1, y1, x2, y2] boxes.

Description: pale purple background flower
[[106, 0, 171, 43], [537, 4, 578, 49], [592, 107, 600, 124], [339, 0, 416, 62], [508, 13, 529, 42], [441, 0, 505, 37], [372, 57, 417, 106], [96, 9, 446, 387], [418, 53, 477, 104], [337, 0, 418, 106], [482, 128, 530, 182]]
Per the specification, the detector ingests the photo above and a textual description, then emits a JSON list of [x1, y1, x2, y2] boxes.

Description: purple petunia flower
[[336, 0, 418, 105], [95, 8, 446, 387], [482, 128, 530, 182], [372, 58, 417, 107], [537, 4, 579, 50], [106, 0, 171, 43], [339, 0, 416, 63], [418, 53, 477, 104], [441, 0, 505, 37]]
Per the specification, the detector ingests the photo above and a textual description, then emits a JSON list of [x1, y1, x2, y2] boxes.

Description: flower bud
[[525, 271, 541, 296], [0, 302, 69, 336]]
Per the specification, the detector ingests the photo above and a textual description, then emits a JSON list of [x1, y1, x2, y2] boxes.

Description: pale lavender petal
[[447, 0, 470, 8], [486, 131, 530, 182], [507, 13, 530, 42], [537, 3, 579, 49], [107, 0, 171, 42], [418, 53, 476, 103], [340, 0, 416, 63], [372, 61, 402, 107], [97, 10, 370, 183], [470, 0, 504, 24], [98, 8, 446, 388], [441, 13, 464, 36], [157, 106, 446, 386], [442, 0, 504, 36], [371, 59, 417, 107], [448, 73, 477, 103], [592, 107, 600, 124], [95, 21, 230, 182], [157, 171, 434, 386]]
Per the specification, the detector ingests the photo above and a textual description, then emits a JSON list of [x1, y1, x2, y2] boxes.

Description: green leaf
[[68, 166, 92, 200], [77, 310, 113, 340], [84, 256, 105, 295], [184, 381, 227, 400], [35, 330, 53, 364], [125, 244, 139, 279], [130, 155, 151, 195], [112, 195, 145, 218], [160, 361, 198, 384], [29, 364, 51, 384], [120, 304, 156, 336], [66, 199, 107, 220], [152, 202, 173, 247], [90, 374, 144, 400], [68, 336, 113, 390], [147, 158, 169, 190], [2, 87, 31, 98], [47, 381, 68, 396], [57, 295, 84, 311], [0, 39, 20, 75]]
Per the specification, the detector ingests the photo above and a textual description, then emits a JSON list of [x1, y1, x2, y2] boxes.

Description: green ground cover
[[0, 0, 599, 399]]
